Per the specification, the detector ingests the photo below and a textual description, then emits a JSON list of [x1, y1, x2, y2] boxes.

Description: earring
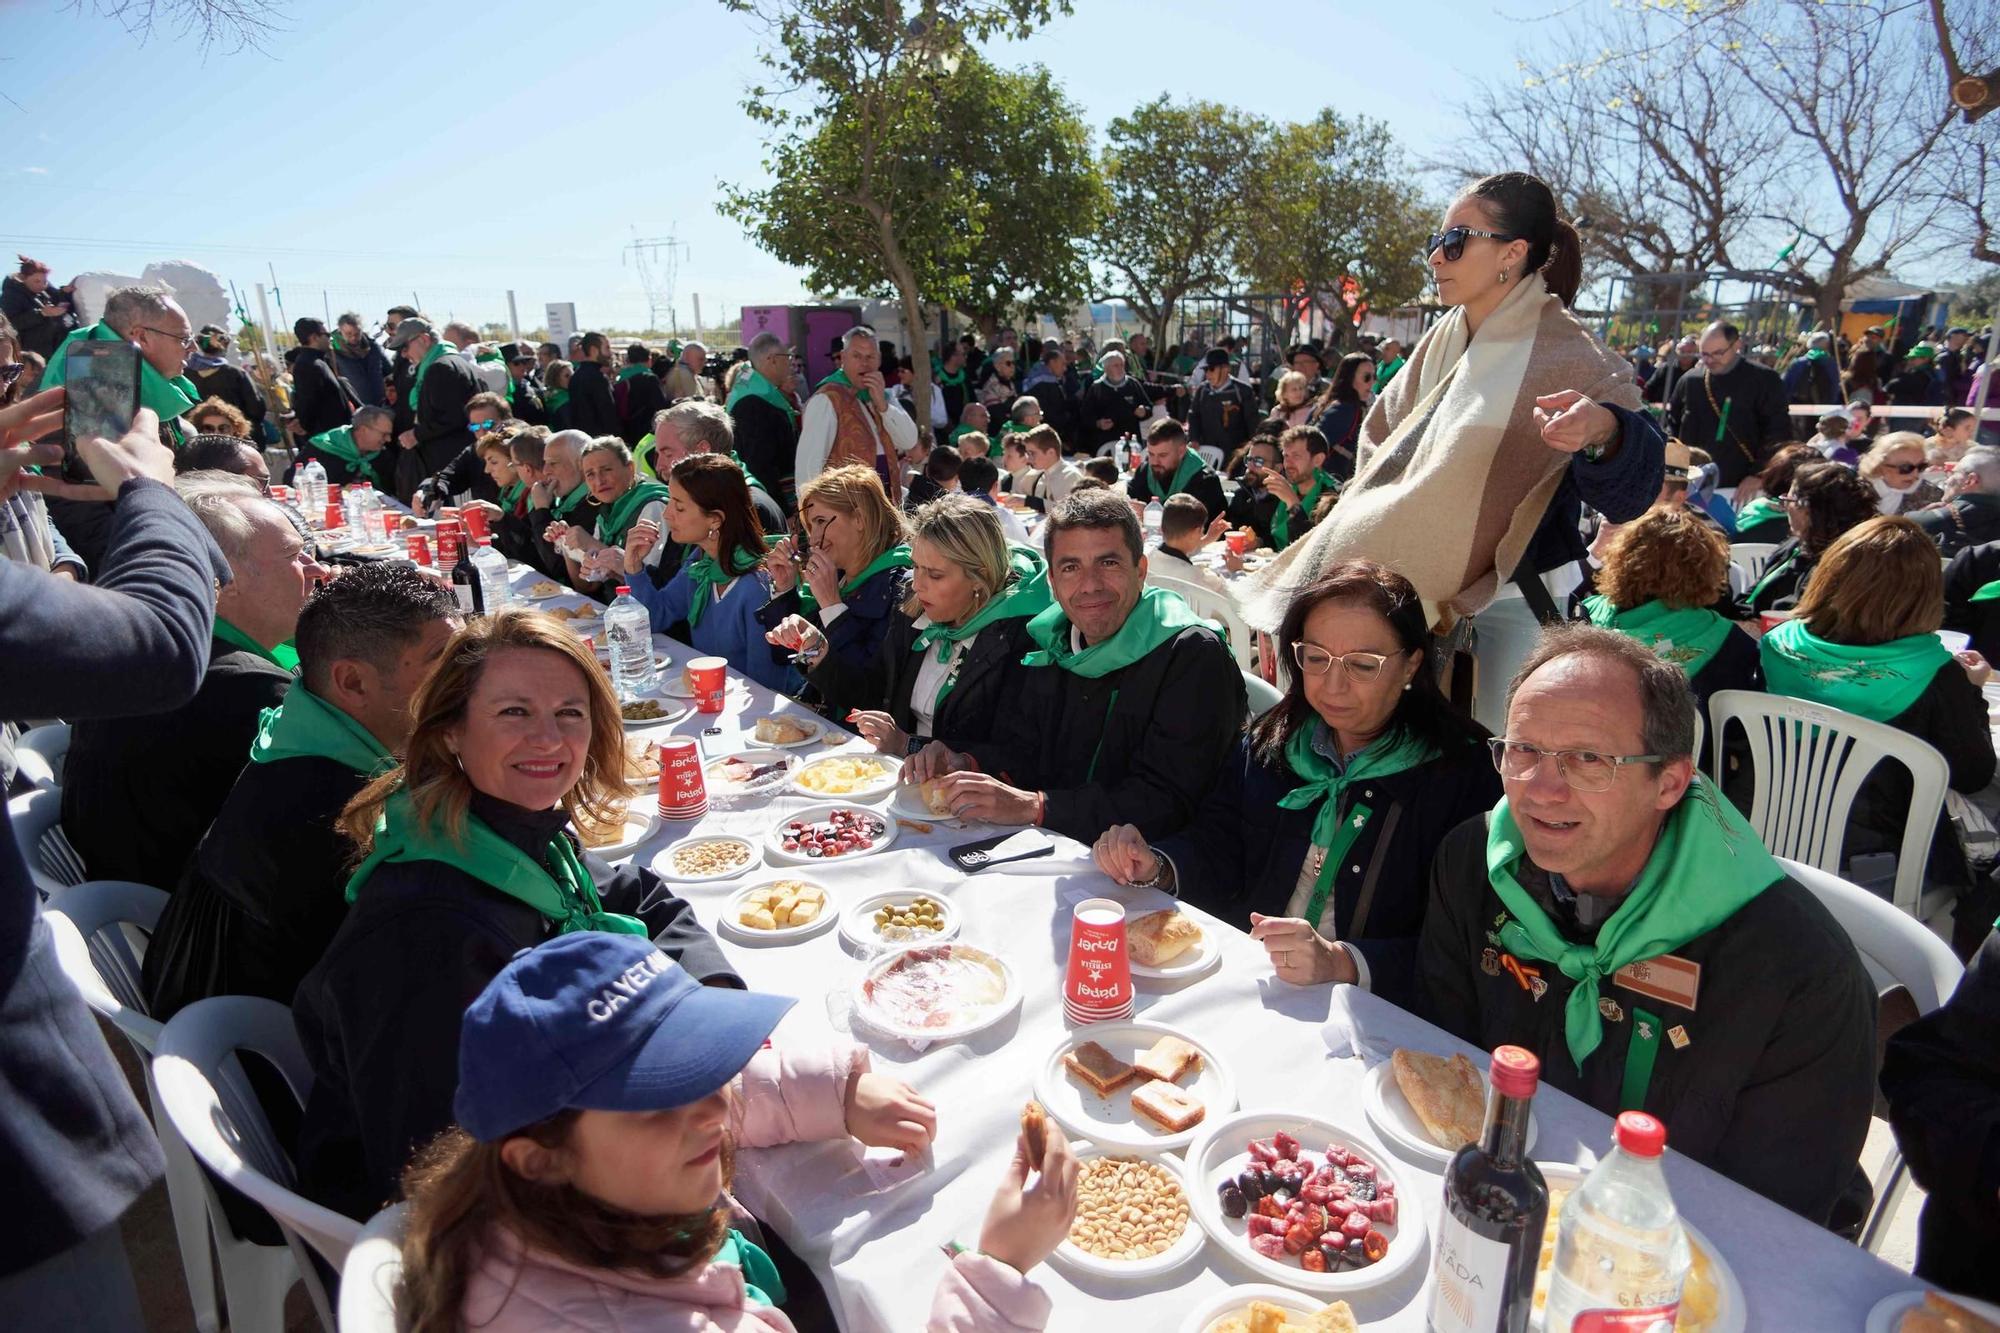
[[1498, 271, 1508, 284], [1402, 681, 1413, 691]]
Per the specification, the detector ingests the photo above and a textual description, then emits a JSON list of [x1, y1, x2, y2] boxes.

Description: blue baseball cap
[[454, 934, 795, 1143]]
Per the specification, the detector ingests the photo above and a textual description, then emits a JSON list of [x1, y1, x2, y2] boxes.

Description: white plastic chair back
[[45, 880, 166, 1050], [1727, 541, 1781, 583], [338, 1203, 408, 1333], [156, 996, 359, 1330], [1243, 670, 1282, 718], [15, 722, 70, 788], [8, 786, 83, 897], [1149, 571, 1257, 670], [1708, 690, 1950, 920]]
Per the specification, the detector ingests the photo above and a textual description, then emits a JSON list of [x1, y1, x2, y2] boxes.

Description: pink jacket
[[461, 1037, 1052, 1333]]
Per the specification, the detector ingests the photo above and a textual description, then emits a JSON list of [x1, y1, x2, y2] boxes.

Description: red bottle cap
[[1489, 1044, 1540, 1098], [616, 585, 631, 595], [1615, 1110, 1667, 1157]]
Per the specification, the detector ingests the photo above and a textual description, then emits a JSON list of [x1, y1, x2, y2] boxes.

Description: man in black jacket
[[141, 564, 461, 1021], [387, 316, 481, 502], [1081, 350, 1153, 453], [1418, 624, 1875, 1225], [730, 331, 802, 512], [1913, 447, 2000, 557], [290, 317, 355, 439], [1189, 347, 1258, 464], [1125, 417, 1228, 523], [384, 304, 419, 440], [502, 342, 548, 425], [0, 396, 225, 1327], [910, 488, 1244, 843], [1644, 337, 1698, 405], [615, 341, 669, 446], [567, 331, 622, 440], [1023, 344, 1081, 452], [184, 326, 270, 434], [1666, 321, 1792, 487], [63, 472, 330, 889]]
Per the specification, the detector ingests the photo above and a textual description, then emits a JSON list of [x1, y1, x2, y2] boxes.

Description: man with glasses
[[1664, 320, 1790, 489], [1418, 623, 1875, 1225], [1912, 446, 2000, 557]]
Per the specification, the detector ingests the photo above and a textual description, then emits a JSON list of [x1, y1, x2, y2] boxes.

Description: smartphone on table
[[62, 339, 141, 483]]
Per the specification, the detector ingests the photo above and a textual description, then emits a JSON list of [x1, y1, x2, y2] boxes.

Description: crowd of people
[[4, 167, 2000, 1331]]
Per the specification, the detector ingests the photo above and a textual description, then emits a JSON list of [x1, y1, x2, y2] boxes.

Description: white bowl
[[719, 877, 837, 945], [838, 890, 960, 952], [1051, 1141, 1207, 1283]]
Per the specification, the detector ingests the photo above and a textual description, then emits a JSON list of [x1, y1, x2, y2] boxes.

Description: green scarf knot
[[595, 479, 674, 547], [1735, 495, 1786, 531], [798, 544, 911, 614], [1022, 585, 1217, 679], [307, 425, 379, 484], [686, 544, 766, 629], [249, 685, 392, 775], [911, 545, 1051, 668], [616, 364, 654, 384], [552, 482, 593, 520], [817, 367, 876, 407], [1270, 467, 1339, 550], [1583, 595, 1735, 678], [1759, 618, 1951, 722], [44, 322, 202, 445], [1141, 449, 1207, 502], [726, 368, 799, 426], [1277, 725, 1439, 929], [545, 387, 571, 414]]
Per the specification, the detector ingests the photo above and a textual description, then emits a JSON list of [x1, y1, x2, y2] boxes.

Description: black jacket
[[1880, 927, 2000, 1301], [1158, 732, 1500, 1007], [759, 565, 913, 708], [1125, 459, 1229, 525], [1943, 541, 2000, 665], [142, 736, 370, 1021], [389, 353, 416, 438], [418, 442, 501, 507], [1224, 472, 1328, 551], [568, 361, 621, 440], [1745, 537, 1813, 614], [1189, 379, 1259, 455], [1080, 376, 1151, 452], [62, 633, 292, 889], [1310, 401, 1365, 482], [334, 335, 392, 408], [526, 491, 601, 582], [1913, 491, 2000, 559], [1666, 359, 1792, 487], [0, 273, 76, 359], [1885, 367, 1943, 408], [804, 609, 1038, 755], [292, 793, 737, 1220], [617, 369, 670, 447], [1027, 374, 1080, 451], [731, 394, 801, 513], [1644, 357, 1693, 406], [291, 345, 355, 438], [1685, 622, 1763, 718], [402, 350, 481, 487], [186, 360, 269, 431], [509, 376, 549, 427], [1418, 812, 1877, 1224], [1733, 510, 1790, 544], [0, 478, 226, 1273], [963, 623, 1245, 844], [1519, 405, 1669, 581]]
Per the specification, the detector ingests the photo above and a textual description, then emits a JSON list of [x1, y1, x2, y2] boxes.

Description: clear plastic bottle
[[297, 457, 327, 525], [1143, 496, 1164, 534], [1543, 1111, 1690, 1333], [604, 585, 657, 699], [359, 484, 390, 544], [470, 536, 512, 613]]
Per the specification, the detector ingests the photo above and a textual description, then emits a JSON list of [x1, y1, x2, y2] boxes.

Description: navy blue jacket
[[761, 563, 912, 685], [1518, 404, 1666, 579], [0, 478, 229, 1272]]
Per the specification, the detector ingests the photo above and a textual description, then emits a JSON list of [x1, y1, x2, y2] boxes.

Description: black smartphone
[[62, 339, 141, 483], [948, 828, 1056, 872]]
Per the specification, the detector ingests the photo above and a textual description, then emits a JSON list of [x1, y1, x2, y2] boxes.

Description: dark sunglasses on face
[[1883, 461, 1922, 476], [1425, 225, 1521, 262]]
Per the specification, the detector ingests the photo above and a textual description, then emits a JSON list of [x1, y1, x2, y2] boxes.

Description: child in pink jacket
[[395, 932, 1079, 1333]]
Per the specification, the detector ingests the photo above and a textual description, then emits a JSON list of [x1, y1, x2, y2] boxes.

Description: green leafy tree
[[1090, 97, 1267, 351], [720, 0, 1073, 431]]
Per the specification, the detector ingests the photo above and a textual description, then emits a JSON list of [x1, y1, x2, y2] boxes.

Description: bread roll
[[1128, 909, 1202, 967]]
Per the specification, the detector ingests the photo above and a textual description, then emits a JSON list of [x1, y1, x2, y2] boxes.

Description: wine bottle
[[1426, 1045, 1549, 1333], [450, 529, 484, 616]]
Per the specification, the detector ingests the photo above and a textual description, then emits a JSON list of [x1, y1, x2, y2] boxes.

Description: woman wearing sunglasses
[[1304, 353, 1376, 482], [1092, 561, 1498, 1006], [1858, 431, 1944, 516], [1241, 172, 1663, 643]]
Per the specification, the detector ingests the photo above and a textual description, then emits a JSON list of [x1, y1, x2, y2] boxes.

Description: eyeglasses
[[1779, 493, 1807, 509], [1698, 343, 1736, 363], [1488, 738, 1662, 792], [1882, 461, 1923, 476], [1424, 226, 1521, 262], [1290, 642, 1405, 681], [140, 325, 196, 350]]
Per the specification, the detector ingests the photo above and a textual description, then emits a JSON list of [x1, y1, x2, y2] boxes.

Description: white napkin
[[1321, 986, 1472, 1067]]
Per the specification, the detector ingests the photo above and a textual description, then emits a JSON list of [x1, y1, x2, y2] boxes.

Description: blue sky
[[2, 0, 1530, 333]]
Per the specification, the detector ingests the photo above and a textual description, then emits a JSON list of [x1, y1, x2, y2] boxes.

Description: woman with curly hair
[[1584, 505, 1760, 714], [1745, 461, 1879, 616]]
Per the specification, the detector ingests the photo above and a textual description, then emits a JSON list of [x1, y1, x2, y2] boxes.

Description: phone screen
[[63, 340, 141, 478]]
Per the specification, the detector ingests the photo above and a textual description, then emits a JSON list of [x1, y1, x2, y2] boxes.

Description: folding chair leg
[[145, 1069, 223, 1333], [1861, 1150, 1913, 1255]]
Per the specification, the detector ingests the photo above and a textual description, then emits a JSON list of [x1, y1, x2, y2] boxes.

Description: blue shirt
[[626, 560, 793, 692]]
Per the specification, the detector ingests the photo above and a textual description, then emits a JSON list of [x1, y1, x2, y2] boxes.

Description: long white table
[[510, 561, 1930, 1330]]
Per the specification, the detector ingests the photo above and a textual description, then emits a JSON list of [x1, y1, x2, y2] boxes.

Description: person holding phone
[[0, 256, 77, 359]]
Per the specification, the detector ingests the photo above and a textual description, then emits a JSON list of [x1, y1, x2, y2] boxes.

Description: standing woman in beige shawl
[[1244, 173, 1665, 636]]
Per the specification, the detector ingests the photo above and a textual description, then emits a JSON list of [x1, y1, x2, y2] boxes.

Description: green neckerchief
[[726, 367, 799, 426], [1735, 495, 1785, 531], [1270, 467, 1339, 550], [1747, 548, 1798, 605], [912, 545, 1050, 661], [1971, 581, 2000, 603], [1021, 585, 1216, 679], [500, 480, 527, 512], [214, 617, 299, 673], [342, 791, 647, 935], [1140, 449, 1206, 502], [307, 425, 379, 484], [947, 424, 977, 448], [931, 358, 967, 389], [634, 433, 660, 477], [595, 479, 674, 547], [545, 387, 571, 414], [1376, 355, 1407, 386], [1487, 779, 1783, 1071], [797, 544, 912, 614], [44, 322, 201, 442], [552, 481, 593, 520], [409, 339, 454, 416], [686, 544, 765, 629], [818, 367, 875, 406], [616, 364, 654, 384], [714, 1228, 786, 1309], [1583, 595, 1735, 677], [248, 685, 392, 774], [1278, 724, 1439, 929], [1759, 618, 1951, 722], [1803, 347, 1830, 363]]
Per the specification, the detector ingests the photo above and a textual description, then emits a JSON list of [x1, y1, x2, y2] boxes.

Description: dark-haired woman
[[1305, 353, 1375, 483], [0, 255, 76, 359], [1732, 443, 1816, 543], [1244, 172, 1664, 640], [1094, 560, 1499, 1006], [1745, 460, 1879, 616]]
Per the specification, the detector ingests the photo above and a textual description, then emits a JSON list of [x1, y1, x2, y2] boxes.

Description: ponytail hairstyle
[[1461, 172, 1582, 308]]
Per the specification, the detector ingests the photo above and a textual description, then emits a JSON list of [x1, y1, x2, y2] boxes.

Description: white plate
[[1051, 1142, 1207, 1282], [704, 751, 798, 798], [1866, 1289, 2000, 1333], [1186, 1109, 1425, 1297], [852, 943, 1020, 1042], [660, 673, 747, 700], [522, 581, 568, 601], [887, 782, 953, 822], [1176, 1285, 1338, 1333], [719, 877, 837, 944], [764, 803, 897, 865], [838, 890, 960, 952], [572, 808, 656, 859], [618, 687, 685, 730], [1034, 1020, 1236, 1153], [1125, 911, 1221, 982], [1362, 1057, 1538, 1168], [653, 836, 761, 883], [791, 752, 901, 801], [744, 715, 826, 748], [1533, 1163, 1745, 1333]]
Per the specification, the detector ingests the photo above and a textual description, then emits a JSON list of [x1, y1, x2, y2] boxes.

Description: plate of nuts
[[1053, 1142, 1205, 1281], [655, 836, 759, 883], [839, 891, 959, 952]]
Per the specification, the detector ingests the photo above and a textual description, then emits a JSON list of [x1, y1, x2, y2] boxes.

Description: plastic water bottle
[[1542, 1112, 1690, 1332], [1143, 497, 1164, 534], [359, 485, 389, 544], [298, 457, 327, 524], [470, 537, 512, 612], [604, 585, 657, 699]]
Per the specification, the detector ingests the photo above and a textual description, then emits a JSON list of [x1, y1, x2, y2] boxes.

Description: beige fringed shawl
[[1242, 274, 1641, 630]]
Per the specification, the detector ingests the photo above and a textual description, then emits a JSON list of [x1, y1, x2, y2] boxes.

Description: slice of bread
[[1133, 1034, 1203, 1085], [1130, 1080, 1205, 1133], [1390, 1048, 1486, 1149], [1062, 1040, 1140, 1096]]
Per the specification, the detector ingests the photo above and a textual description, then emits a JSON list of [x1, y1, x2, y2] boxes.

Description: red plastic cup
[[656, 737, 707, 816], [438, 505, 462, 527], [1226, 529, 1252, 555], [688, 656, 728, 714], [462, 505, 491, 541], [404, 533, 432, 566], [436, 526, 462, 566], [270, 484, 290, 503], [1065, 897, 1133, 1018], [322, 500, 343, 530]]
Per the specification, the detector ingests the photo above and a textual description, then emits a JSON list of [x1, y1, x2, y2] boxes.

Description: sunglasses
[[1425, 226, 1521, 262], [1883, 461, 1923, 476]]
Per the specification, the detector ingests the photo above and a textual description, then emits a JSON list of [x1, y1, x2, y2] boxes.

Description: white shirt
[[795, 389, 920, 487], [1034, 457, 1081, 506], [908, 615, 974, 736], [985, 496, 1031, 543]]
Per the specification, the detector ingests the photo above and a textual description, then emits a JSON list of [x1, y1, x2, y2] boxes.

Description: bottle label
[[1425, 1214, 1512, 1333], [453, 584, 476, 614], [1568, 1306, 1679, 1333]]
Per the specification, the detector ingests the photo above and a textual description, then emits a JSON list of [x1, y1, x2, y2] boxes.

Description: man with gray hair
[[648, 399, 784, 533], [524, 428, 598, 580], [1784, 329, 1842, 406], [1913, 446, 2000, 556], [729, 330, 802, 512], [306, 404, 396, 487], [1644, 335, 1699, 407], [796, 325, 917, 500], [62, 472, 329, 888], [1418, 622, 1874, 1225], [663, 339, 712, 402]]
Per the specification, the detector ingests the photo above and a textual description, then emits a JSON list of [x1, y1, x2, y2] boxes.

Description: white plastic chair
[[155, 996, 361, 1332], [14, 721, 70, 788], [1242, 670, 1282, 718], [1150, 570, 1258, 670], [46, 883, 304, 1333], [1776, 857, 1965, 1254], [1709, 690, 1951, 921], [8, 786, 84, 897], [337, 1203, 407, 1333], [1727, 541, 1781, 584]]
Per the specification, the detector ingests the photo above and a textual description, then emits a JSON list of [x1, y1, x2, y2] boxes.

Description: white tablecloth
[[509, 562, 1927, 1331]]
